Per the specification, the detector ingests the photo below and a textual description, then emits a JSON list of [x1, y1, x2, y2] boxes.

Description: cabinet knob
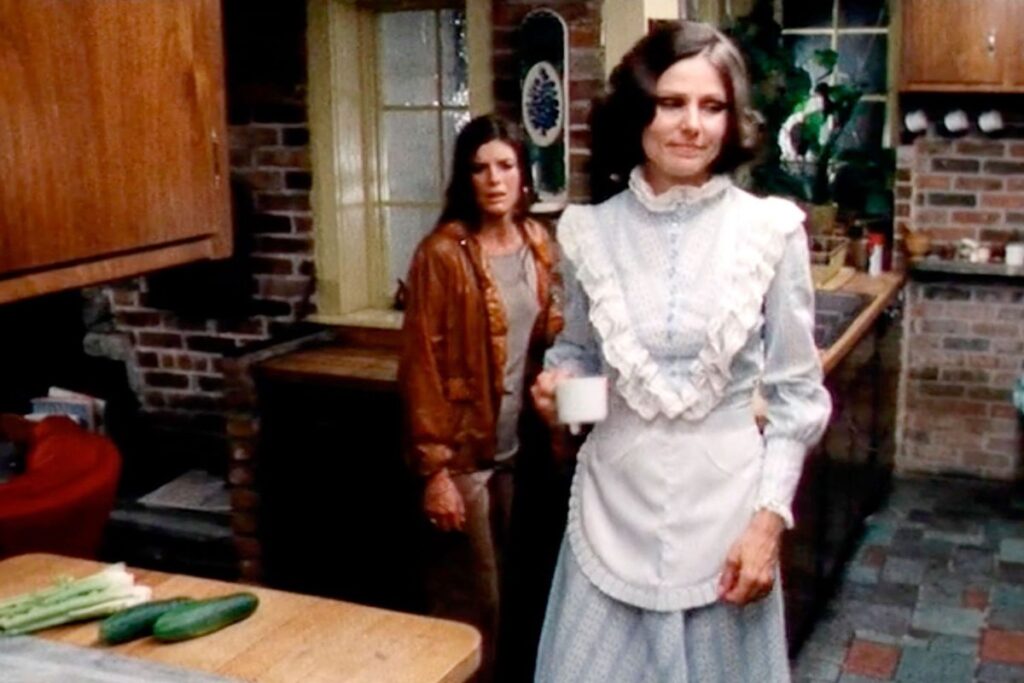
[[986, 30, 996, 54]]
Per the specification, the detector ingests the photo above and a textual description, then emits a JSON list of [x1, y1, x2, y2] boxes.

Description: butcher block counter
[[0, 553, 480, 683], [819, 271, 904, 374]]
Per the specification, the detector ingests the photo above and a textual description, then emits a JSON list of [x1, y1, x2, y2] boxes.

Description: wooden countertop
[[819, 271, 905, 374], [258, 344, 399, 391], [256, 272, 905, 386], [0, 553, 480, 683]]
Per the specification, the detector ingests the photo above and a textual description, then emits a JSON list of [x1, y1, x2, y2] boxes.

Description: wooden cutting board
[[0, 554, 480, 683], [818, 266, 857, 291]]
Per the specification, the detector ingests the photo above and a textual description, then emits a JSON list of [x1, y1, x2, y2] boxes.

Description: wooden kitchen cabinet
[[901, 0, 1024, 91], [0, 0, 231, 304], [1008, 0, 1024, 88]]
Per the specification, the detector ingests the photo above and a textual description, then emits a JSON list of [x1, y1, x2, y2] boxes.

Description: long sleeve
[[399, 240, 456, 477], [756, 227, 832, 528], [543, 240, 602, 376]]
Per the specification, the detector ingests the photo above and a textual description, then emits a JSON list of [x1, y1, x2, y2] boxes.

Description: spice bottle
[[867, 233, 885, 276]]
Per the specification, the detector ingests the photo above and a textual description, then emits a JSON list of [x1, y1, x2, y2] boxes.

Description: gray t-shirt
[[488, 246, 540, 463]]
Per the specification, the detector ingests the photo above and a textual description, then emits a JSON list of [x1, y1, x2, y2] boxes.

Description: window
[[780, 0, 891, 150], [377, 9, 471, 296], [307, 0, 490, 327]]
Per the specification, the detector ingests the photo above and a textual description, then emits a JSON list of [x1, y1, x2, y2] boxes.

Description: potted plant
[[725, 2, 890, 234]]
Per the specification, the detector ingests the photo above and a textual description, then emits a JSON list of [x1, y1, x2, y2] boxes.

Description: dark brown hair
[[589, 21, 760, 202], [438, 114, 534, 230]]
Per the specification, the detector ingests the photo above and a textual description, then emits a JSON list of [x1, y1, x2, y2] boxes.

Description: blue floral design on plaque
[[522, 61, 563, 148]]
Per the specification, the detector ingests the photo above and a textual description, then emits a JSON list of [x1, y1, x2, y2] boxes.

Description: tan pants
[[426, 468, 513, 683]]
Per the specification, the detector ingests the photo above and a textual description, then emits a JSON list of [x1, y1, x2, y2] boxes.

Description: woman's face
[[471, 140, 522, 221], [641, 54, 730, 192]]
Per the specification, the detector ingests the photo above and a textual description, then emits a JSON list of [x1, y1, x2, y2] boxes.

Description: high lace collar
[[627, 166, 732, 213]]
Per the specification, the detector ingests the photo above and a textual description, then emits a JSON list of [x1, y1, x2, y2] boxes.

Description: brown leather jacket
[[400, 218, 564, 477]]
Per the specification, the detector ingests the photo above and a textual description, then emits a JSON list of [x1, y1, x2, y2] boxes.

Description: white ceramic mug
[[904, 110, 929, 134], [944, 110, 970, 133], [556, 376, 608, 435], [978, 110, 1004, 134]]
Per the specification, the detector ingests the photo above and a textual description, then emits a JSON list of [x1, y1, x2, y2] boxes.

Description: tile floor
[[792, 475, 1024, 683]]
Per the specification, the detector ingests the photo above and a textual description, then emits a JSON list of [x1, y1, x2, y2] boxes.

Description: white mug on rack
[[944, 110, 970, 133], [556, 376, 608, 435], [904, 110, 929, 134], [978, 110, 1004, 134]]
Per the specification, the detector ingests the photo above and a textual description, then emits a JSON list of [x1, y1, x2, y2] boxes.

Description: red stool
[[0, 416, 121, 559]]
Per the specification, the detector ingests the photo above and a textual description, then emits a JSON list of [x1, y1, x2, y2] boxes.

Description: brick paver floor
[[792, 475, 1024, 683]]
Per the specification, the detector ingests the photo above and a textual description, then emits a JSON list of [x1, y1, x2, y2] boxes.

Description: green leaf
[[812, 49, 839, 75]]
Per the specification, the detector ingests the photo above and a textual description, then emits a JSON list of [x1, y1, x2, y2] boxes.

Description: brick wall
[[87, 3, 312, 453], [908, 137, 1024, 250], [898, 135, 1024, 481], [492, 0, 603, 201]]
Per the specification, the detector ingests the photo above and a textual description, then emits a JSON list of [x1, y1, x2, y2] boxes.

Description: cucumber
[[152, 592, 259, 642], [99, 598, 196, 644]]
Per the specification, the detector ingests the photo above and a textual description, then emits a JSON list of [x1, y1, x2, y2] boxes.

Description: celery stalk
[[0, 564, 151, 636], [3, 588, 151, 636], [0, 564, 131, 615]]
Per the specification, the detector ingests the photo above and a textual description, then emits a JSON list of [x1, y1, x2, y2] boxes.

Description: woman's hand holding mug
[[531, 368, 574, 427]]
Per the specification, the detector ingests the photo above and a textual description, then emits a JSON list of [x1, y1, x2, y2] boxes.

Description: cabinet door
[[0, 0, 230, 276], [901, 0, 1005, 89], [1008, 0, 1024, 87]]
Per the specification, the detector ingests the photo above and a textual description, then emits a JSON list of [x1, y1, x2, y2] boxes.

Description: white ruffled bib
[[558, 174, 803, 422]]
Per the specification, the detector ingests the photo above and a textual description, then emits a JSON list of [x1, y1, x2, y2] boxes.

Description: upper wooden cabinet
[[1008, 0, 1024, 88], [0, 0, 231, 304], [901, 0, 1024, 91]]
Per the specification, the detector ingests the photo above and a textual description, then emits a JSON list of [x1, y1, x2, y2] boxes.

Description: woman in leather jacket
[[399, 114, 563, 682]]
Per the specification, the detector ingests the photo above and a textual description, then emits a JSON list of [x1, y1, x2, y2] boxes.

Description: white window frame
[[306, 0, 491, 328]]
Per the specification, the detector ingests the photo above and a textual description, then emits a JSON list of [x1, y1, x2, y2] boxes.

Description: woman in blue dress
[[530, 21, 832, 682]]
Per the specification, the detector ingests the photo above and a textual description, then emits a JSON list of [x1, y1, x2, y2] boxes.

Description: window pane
[[440, 9, 468, 107], [836, 100, 885, 152], [839, 0, 888, 27], [386, 206, 439, 285], [783, 34, 832, 84], [382, 111, 441, 201], [441, 109, 472, 185], [782, 0, 833, 28], [837, 34, 888, 94], [379, 11, 437, 107]]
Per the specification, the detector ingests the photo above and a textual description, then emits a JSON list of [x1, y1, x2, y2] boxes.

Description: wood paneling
[[900, 0, 1024, 92], [1007, 0, 1024, 87], [901, 0, 1004, 90], [0, 0, 231, 291]]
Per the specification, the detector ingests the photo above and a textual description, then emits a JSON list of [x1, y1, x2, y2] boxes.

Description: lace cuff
[[755, 437, 809, 529]]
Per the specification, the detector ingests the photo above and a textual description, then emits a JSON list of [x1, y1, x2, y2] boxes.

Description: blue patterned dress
[[534, 170, 831, 682]]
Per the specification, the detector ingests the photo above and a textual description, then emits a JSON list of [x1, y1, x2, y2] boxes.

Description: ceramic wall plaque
[[519, 9, 568, 212]]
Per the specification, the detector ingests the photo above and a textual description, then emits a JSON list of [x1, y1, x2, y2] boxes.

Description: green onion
[[0, 563, 151, 635]]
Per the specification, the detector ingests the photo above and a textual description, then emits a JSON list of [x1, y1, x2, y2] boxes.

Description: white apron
[[556, 183, 802, 611]]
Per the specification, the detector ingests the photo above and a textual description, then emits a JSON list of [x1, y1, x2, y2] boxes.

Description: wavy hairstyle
[[589, 21, 760, 202], [438, 114, 534, 230]]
